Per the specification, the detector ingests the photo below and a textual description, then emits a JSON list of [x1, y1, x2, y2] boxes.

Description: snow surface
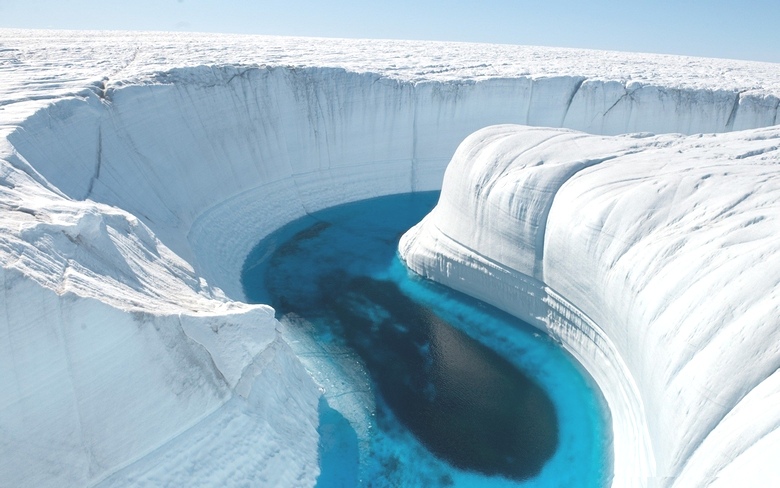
[[0, 29, 779, 487]]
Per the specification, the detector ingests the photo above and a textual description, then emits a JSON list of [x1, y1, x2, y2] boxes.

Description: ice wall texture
[[1, 30, 779, 487]]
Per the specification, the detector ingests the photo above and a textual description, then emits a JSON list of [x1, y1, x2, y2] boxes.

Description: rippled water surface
[[242, 192, 611, 487]]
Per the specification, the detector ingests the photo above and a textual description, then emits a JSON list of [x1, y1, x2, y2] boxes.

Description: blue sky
[[0, 0, 778, 63]]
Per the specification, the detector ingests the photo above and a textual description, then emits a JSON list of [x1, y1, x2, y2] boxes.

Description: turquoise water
[[242, 192, 611, 487]]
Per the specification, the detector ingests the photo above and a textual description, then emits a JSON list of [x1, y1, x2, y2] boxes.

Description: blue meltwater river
[[241, 192, 611, 487]]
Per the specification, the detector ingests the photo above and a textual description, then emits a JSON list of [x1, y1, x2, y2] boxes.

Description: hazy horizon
[[0, 0, 778, 64]]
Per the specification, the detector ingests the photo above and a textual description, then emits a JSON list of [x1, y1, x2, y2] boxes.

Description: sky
[[0, 0, 778, 63]]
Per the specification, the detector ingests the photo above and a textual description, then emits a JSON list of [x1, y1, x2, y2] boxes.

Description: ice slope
[[0, 29, 779, 486], [400, 125, 780, 486]]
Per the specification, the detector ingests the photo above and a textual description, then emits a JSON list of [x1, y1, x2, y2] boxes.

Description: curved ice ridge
[[400, 125, 780, 487], [1, 31, 779, 487]]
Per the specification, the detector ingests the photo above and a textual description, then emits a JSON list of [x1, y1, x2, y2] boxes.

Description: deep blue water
[[242, 192, 611, 487]]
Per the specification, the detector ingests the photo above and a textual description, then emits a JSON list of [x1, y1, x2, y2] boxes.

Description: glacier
[[0, 29, 778, 487]]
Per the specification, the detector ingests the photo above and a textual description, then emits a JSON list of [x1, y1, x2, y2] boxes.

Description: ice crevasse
[[0, 30, 779, 487]]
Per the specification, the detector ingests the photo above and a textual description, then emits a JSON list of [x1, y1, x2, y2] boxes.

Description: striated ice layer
[[399, 125, 780, 486], [1, 30, 779, 487]]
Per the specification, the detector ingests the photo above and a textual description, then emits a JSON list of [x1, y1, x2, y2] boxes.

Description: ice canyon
[[0, 30, 779, 487]]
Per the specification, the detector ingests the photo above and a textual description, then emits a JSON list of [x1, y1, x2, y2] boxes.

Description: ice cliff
[[399, 125, 780, 486], [0, 29, 778, 487]]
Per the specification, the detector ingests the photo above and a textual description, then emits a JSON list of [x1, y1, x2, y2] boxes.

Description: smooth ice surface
[[0, 29, 779, 487], [242, 193, 609, 486]]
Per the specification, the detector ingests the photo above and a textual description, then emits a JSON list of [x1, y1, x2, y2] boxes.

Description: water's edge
[[400, 217, 653, 486], [243, 192, 612, 487]]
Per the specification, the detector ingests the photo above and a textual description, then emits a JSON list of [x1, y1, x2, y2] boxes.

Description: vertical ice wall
[[8, 67, 779, 300], [0, 129, 322, 487]]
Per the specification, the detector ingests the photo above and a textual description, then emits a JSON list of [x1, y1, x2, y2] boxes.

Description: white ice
[[0, 29, 778, 487]]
